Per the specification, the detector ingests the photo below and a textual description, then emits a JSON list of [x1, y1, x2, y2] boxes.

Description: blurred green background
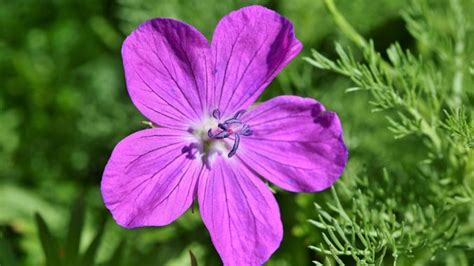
[[1, 0, 472, 265]]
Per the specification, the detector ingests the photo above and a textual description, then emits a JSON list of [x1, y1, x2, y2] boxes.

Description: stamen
[[207, 109, 251, 158], [218, 123, 228, 130], [208, 129, 230, 139], [212, 109, 221, 119], [222, 118, 241, 125], [228, 134, 240, 158], [234, 110, 246, 119], [240, 124, 252, 136]]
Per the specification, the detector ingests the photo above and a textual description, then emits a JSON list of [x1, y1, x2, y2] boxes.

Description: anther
[[208, 109, 251, 158], [228, 134, 240, 158], [223, 118, 241, 125], [212, 109, 221, 120], [234, 110, 246, 119], [218, 123, 228, 130], [240, 124, 252, 136], [208, 129, 230, 139]]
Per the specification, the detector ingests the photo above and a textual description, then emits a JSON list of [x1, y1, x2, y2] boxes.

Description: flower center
[[207, 109, 252, 158], [187, 109, 252, 165]]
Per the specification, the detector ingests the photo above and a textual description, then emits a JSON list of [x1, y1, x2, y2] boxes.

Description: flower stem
[[322, 0, 368, 49], [322, 0, 393, 73]]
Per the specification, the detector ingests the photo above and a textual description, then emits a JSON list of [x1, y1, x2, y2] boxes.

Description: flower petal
[[101, 128, 203, 228], [198, 157, 282, 265], [122, 19, 211, 129], [210, 5, 302, 117], [239, 96, 348, 192]]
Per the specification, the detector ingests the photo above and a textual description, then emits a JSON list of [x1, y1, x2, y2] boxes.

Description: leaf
[[189, 250, 198, 266], [80, 216, 106, 266], [64, 196, 85, 265], [0, 229, 17, 266], [104, 238, 126, 266], [35, 213, 62, 266]]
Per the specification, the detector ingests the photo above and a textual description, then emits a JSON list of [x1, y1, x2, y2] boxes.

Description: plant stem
[[322, 0, 393, 74], [450, 0, 465, 106], [322, 0, 368, 49]]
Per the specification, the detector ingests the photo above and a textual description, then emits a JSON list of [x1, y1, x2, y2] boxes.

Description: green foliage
[[189, 250, 199, 266], [442, 108, 474, 148], [305, 0, 474, 264], [0, 227, 19, 266], [34, 197, 109, 266], [35, 213, 62, 266], [1, 0, 472, 265]]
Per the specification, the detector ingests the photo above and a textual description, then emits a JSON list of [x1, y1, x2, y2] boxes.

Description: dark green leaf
[[35, 213, 62, 266], [80, 217, 106, 266], [189, 250, 198, 266], [64, 196, 85, 265], [104, 238, 126, 266], [0, 229, 17, 266]]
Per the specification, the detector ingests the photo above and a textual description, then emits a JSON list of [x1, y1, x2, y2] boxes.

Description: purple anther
[[234, 110, 246, 119], [242, 129, 252, 136], [208, 129, 230, 139], [208, 109, 252, 157], [240, 125, 252, 136], [223, 118, 242, 125], [218, 123, 228, 130], [228, 134, 240, 158], [212, 109, 221, 119]]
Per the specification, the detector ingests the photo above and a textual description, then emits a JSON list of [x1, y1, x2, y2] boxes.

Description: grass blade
[[64, 196, 85, 265], [0, 228, 17, 266], [105, 238, 126, 266], [80, 216, 106, 266], [189, 250, 198, 266], [35, 213, 61, 266]]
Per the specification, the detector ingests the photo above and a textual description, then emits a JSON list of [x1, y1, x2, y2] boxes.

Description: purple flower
[[101, 5, 347, 265]]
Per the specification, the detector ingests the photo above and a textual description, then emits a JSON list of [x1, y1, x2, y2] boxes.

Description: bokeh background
[[1, 0, 472, 265]]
